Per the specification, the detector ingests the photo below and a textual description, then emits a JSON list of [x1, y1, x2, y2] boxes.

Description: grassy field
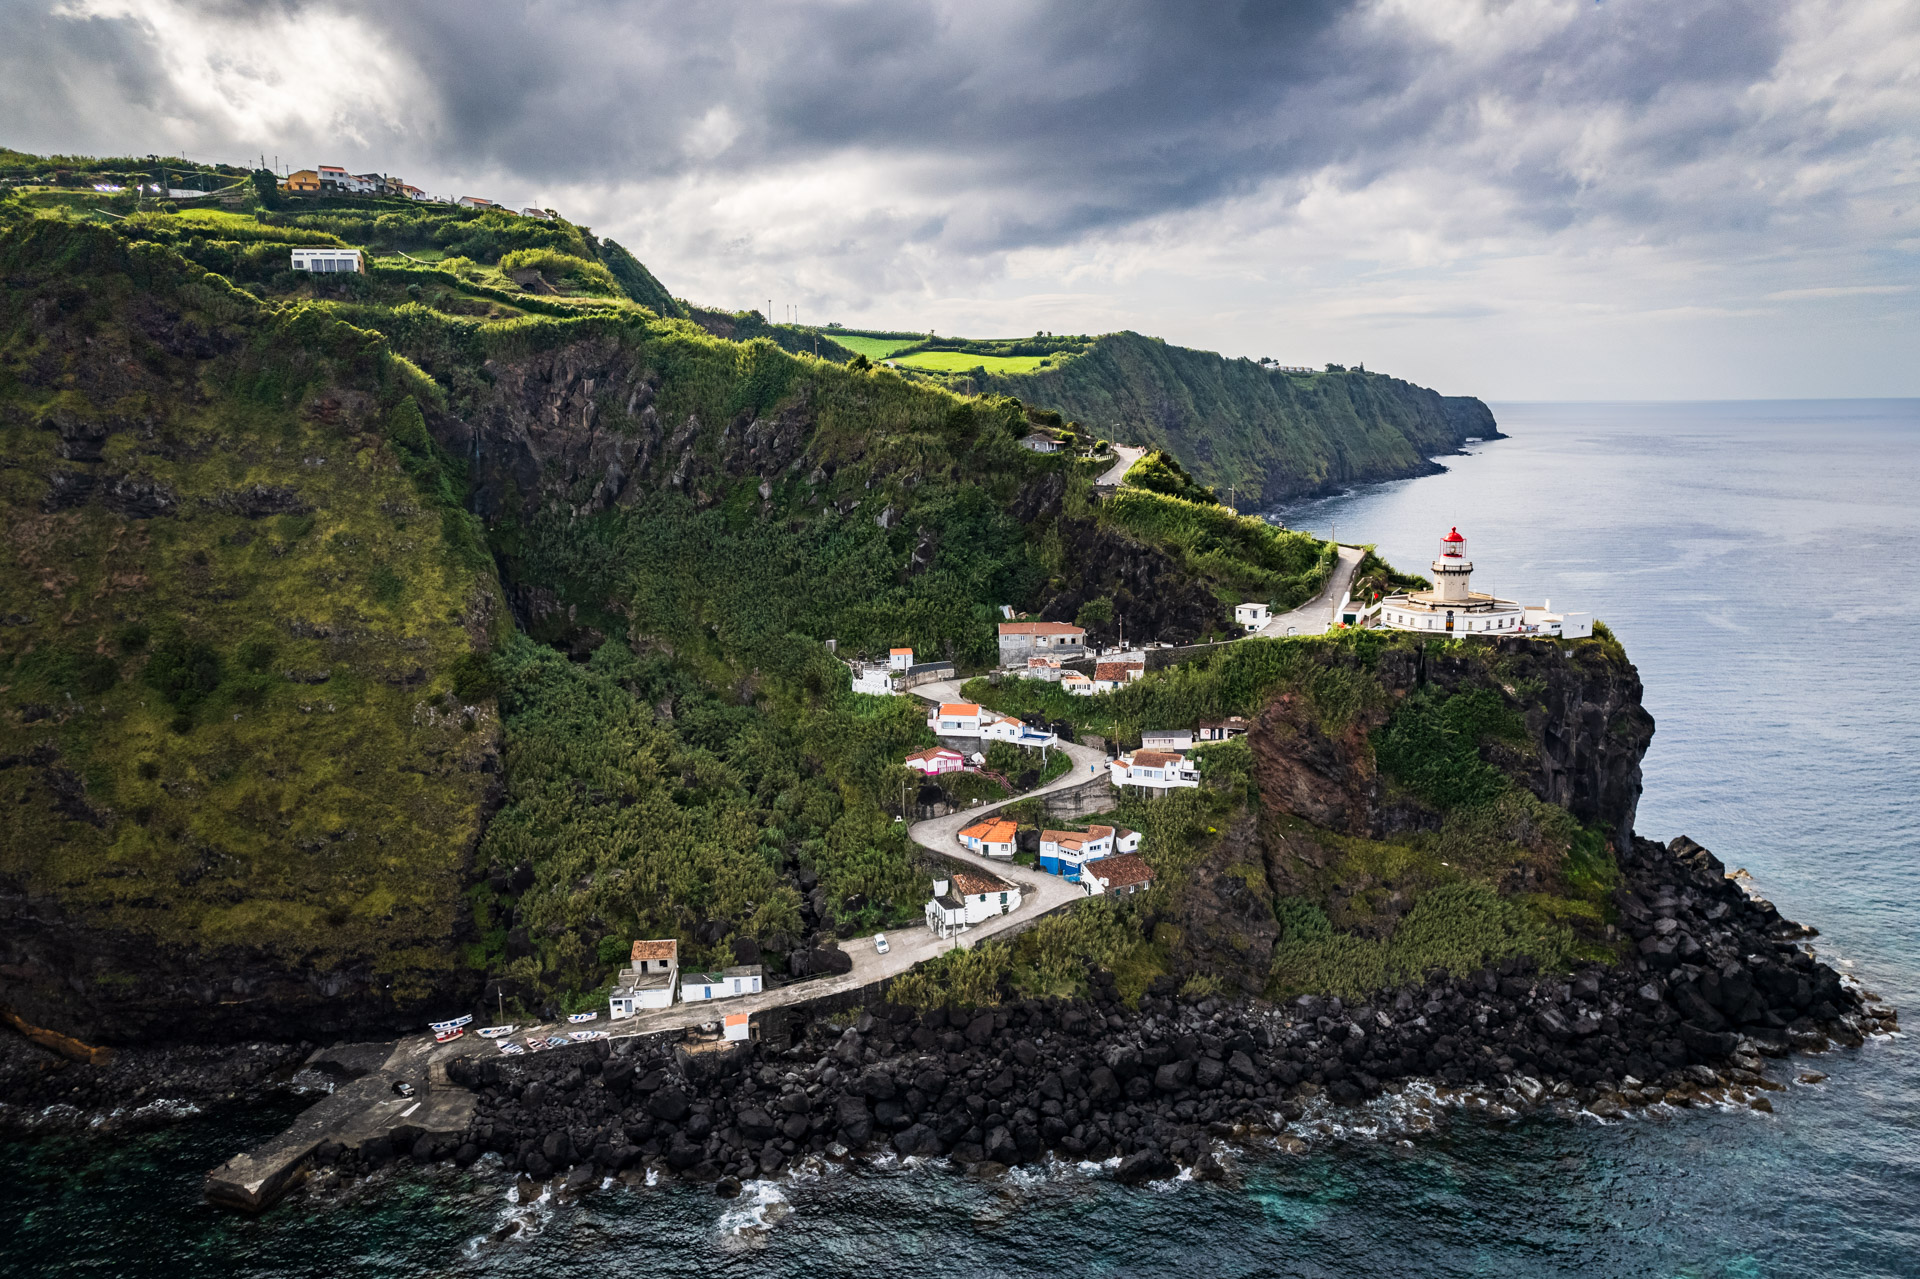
[[827, 333, 924, 360], [893, 349, 1055, 374]]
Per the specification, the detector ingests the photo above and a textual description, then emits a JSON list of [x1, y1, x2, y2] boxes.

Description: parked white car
[[874, 933, 890, 955]]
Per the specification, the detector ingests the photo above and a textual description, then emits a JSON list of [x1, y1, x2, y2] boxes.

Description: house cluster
[[280, 164, 558, 220], [923, 702, 1057, 751], [606, 939, 764, 1021], [997, 620, 1087, 667], [1106, 717, 1246, 794], [952, 813, 1157, 897]]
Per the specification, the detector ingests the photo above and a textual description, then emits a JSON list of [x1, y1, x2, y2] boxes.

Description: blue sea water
[[3, 401, 1916, 1277]]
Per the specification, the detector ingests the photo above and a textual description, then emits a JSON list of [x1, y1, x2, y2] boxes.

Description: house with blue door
[[680, 964, 764, 1003]]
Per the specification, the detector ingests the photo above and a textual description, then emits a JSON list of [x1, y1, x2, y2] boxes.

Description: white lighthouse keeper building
[[1379, 527, 1525, 636]]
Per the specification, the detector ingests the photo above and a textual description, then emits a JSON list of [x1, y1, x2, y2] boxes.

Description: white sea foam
[[715, 1179, 792, 1252]]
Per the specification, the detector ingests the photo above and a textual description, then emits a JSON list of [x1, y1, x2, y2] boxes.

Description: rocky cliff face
[[1251, 636, 1653, 849]]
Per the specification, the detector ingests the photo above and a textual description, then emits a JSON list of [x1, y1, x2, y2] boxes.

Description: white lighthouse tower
[[1378, 525, 1525, 635], [1431, 526, 1473, 602]]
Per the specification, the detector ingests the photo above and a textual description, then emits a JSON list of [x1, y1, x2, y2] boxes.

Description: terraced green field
[[893, 349, 1054, 374], [826, 333, 924, 360]]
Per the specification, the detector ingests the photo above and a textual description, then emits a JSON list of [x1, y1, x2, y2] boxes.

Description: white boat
[[428, 1014, 472, 1033], [477, 1025, 517, 1039], [497, 1041, 525, 1056], [568, 1030, 608, 1042], [566, 1011, 598, 1024], [434, 1026, 464, 1044]]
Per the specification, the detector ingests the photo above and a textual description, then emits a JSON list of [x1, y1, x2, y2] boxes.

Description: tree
[[1075, 598, 1114, 629], [251, 168, 280, 210]]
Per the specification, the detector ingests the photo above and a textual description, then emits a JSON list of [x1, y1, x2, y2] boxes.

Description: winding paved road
[[411, 682, 1108, 1063], [1256, 544, 1366, 638], [1094, 445, 1147, 489]]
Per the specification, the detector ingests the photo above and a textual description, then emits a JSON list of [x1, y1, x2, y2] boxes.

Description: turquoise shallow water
[[3, 401, 1916, 1277]]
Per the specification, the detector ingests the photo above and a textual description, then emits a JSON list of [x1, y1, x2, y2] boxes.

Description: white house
[[609, 939, 678, 1018], [1019, 655, 1064, 682], [887, 647, 915, 670], [905, 746, 966, 776], [958, 817, 1018, 859], [315, 165, 377, 194], [1038, 824, 1115, 880], [1019, 433, 1063, 454], [291, 248, 363, 274], [520, 207, 556, 220], [1195, 717, 1249, 741], [980, 717, 1057, 749], [1113, 826, 1142, 853], [681, 965, 764, 1003], [458, 195, 499, 209], [928, 702, 987, 735], [924, 872, 1022, 937], [997, 621, 1087, 667], [1089, 661, 1144, 693], [723, 1012, 751, 1042], [1235, 602, 1271, 632], [1061, 672, 1096, 696], [1141, 728, 1194, 752], [1110, 749, 1200, 792], [1521, 600, 1594, 639], [1379, 528, 1525, 636], [1082, 853, 1154, 897]]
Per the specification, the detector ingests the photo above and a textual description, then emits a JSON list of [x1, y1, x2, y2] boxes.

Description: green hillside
[[811, 327, 1497, 509], [0, 175, 1346, 1038]]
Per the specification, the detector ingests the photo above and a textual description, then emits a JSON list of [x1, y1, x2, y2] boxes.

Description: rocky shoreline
[[310, 834, 1896, 1193], [2, 834, 1899, 1197]]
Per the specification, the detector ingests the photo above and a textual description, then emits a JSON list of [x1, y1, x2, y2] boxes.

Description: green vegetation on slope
[[0, 216, 502, 1009], [971, 330, 1498, 508], [893, 349, 1054, 374]]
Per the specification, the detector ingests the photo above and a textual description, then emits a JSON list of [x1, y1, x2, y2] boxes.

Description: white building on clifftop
[[1379, 527, 1525, 636]]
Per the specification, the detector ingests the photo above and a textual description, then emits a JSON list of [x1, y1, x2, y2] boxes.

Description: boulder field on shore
[[307, 835, 1895, 1190]]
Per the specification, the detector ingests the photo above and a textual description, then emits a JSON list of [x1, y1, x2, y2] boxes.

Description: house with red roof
[[1081, 853, 1154, 897], [905, 746, 966, 776], [997, 620, 1086, 667]]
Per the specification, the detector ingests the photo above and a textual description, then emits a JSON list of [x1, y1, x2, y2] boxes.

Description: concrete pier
[[203, 1039, 475, 1212]]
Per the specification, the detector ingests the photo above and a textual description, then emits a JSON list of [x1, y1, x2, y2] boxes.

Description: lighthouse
[[1431, 527, 1473, 603], [1377, 525, 1524, 635]]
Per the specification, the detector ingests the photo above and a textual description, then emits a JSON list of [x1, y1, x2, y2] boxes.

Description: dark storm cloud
[[0, 0, 1809, 252]]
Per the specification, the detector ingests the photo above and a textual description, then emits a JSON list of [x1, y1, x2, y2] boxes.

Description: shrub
[[144, 636, 222, 710], [115, 622, 151, 653], [1372, 685, 1522, 811], [496, 248, 619, 297]]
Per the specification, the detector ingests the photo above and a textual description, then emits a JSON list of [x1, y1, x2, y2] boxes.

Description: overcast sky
[[4, 0, 1917, 399]]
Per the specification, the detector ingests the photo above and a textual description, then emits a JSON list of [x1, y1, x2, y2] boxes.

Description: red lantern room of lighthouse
[[1431, 526, 1474, 603]]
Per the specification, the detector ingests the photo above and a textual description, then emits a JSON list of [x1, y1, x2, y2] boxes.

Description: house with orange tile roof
[[609, 938, 679, 1017], [1090, 660, 1144, 692], [1081, 853, 1154, 897], [928, 701, 988, 735], [888, 647, 915, 670], [1110, 749, 1199, 792], [957, 817, 1018, 858], [1038, 823, 1116, 880]]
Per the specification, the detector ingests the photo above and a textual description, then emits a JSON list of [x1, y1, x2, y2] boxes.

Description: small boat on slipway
[[478, 1025, 517, 1039], [428, 1014, 472, 1034], [566, 1012, 598, 1024], [434, 1026, 464, 1044]]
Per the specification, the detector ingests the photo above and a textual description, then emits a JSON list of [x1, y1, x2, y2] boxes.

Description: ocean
[[5, 401, 1916, 1277]]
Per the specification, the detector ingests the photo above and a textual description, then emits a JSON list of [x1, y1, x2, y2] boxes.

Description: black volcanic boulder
[[737, 1107, 777, 1142], [1114, 1147, 1176, 1185], [647, 1088, 690, 1122], [892, 1123, 942, 1157], [808, 946, 853, 976], [835, 1095, 873, 1145]]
